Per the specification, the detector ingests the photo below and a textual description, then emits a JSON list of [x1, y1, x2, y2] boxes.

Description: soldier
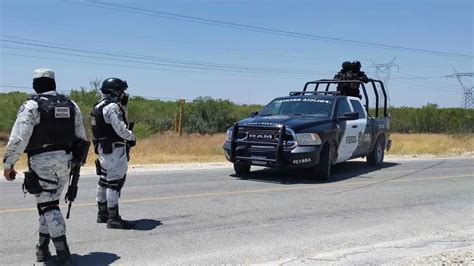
[[3, 68, 87, 265], [351, 61, 369, 83], [334, 61, 352, 80], [335, 61, 353, 96], [347, 61, 370, 98], [91, 78, 136, 229]]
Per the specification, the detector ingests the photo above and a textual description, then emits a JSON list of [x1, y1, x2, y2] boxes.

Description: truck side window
[[336, 99, 351, 117], [350, 100, 366, 119]]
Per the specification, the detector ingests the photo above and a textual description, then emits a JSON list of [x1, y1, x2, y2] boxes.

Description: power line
[[396, 71, 456, 88], [0, 85, 194, 102], [395, 79, 460, 93], [0, 36, 320, 76], [391, 76, 450, 80], [2, 16, 333, 63], [64, 0, 473, 59], [1, 51, 324, 82]]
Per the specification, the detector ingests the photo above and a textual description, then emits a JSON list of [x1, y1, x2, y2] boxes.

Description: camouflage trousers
[[96, 145, 128, 208], [29, 151, 72, 238]]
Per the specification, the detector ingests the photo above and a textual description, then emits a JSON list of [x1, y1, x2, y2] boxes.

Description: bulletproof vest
[[90, 99, 126, 143], [25, 94, 76, 156]]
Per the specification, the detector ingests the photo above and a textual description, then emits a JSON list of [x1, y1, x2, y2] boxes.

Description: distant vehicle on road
[[223, 79, 392, 180]]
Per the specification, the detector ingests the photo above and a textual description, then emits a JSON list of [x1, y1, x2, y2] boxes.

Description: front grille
[[236, 127, 295, 148], [229, 124, 293, 166]]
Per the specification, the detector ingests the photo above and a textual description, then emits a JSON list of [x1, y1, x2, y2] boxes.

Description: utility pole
[[178, 99, 186, 136], [369, 57, 399, 106], [447, 69, 473, 109]]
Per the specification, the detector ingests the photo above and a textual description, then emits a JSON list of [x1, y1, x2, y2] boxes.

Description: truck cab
[[223, 79, 392, 180]]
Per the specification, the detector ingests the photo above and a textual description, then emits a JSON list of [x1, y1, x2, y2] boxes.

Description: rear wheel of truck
[[234, 162, 251, 176], [367, 136, 385, 167], [314, 144, 331, 181]]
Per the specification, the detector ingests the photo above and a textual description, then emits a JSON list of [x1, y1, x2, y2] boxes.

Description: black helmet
[[342, 61, 351, 70], [352, 61, 361, 70], [100, 78, 128, 95]]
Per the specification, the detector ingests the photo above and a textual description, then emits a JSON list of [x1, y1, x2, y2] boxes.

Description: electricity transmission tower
[[447, 69, 473, 109], [369, 57, 399, 106]]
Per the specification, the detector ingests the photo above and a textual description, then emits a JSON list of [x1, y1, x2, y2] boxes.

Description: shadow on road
[[231, 161, 399, 184], [130, 219, 163, 231], [45, 252, 120, 266]]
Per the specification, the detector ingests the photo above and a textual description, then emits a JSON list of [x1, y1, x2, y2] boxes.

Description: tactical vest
[[90, 99, 126, 143], [25, 94, 76, 156]]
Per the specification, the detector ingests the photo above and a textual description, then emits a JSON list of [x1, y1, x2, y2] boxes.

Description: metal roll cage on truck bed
[[224, 78, 392, 180], [300, 79, 389, 118]]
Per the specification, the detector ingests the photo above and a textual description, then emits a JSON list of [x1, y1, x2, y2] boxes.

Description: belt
[[27, 145, 70, 157], [113, 143, 126, 148]]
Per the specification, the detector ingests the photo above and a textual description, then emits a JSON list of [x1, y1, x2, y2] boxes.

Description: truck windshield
[[259, 98, 334, 118]]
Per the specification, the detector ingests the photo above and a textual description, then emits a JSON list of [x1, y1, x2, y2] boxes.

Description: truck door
[[349, 99, 371, 156], [335, 98, 360, 163]]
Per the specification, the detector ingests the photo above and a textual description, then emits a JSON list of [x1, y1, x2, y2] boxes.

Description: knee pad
[[108, 175, 126, 192], [98, 175, 126, 192], [37, 200, 60, 215], [98, 177, 109, 188]]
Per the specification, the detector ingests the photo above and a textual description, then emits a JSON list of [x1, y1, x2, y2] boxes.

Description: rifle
[[126, 122, 135, 161], [65, 139, 91, 219]]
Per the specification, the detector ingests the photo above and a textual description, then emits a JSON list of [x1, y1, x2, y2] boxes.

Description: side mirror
[[338, 112, 359, 121], [250, 111, 259, 117]]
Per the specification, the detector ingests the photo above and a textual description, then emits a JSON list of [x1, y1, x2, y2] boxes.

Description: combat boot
[[35, 233, 51, 262], [107, 206, 134, 230], [52, 235, 72, 266], [97, 201, 108, 223]]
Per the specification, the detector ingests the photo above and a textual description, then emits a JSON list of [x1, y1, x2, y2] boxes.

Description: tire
[[314, 144, 331, 181], [233, 162, 251, 176], [367, 136, 385, 167]]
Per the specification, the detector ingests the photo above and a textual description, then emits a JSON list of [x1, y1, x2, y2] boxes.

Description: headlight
[[296, 133, 322, 146], [226, 129, 233, 142]]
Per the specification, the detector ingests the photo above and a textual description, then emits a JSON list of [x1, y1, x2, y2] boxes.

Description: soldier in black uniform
[[334, 61, 353, 96], [347, 61, 370, 98], [335, 61, 370, 98]]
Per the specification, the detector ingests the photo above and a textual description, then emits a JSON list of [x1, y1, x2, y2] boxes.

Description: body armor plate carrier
[[25, 94, 76, 156], [90, 99, 126, 154]]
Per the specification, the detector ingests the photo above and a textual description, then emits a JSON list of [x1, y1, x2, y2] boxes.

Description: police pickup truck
[[223, 79, 391, 180]]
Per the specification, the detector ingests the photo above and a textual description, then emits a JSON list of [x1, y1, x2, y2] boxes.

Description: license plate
[[252, 160, 267, 166]]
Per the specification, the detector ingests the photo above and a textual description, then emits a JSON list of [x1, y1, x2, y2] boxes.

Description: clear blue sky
[[1, 0, 472, 107]]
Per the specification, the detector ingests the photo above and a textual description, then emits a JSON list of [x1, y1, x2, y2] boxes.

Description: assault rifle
[[65, 139, 91, 219], [126, 122, 135, 161]]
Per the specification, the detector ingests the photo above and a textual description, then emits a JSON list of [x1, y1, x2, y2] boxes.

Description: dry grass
[[1, 133, 472, 170], [130, 132, 227, 164], [387, 133, 474, 156]]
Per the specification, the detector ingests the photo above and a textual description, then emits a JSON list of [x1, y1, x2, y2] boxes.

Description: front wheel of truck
[[314, 144, 331, 181]]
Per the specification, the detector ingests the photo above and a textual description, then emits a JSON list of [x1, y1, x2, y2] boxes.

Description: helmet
[[342, 61, 351, 70], [352, 61, 361, 70], [100, 78, 128, 95]]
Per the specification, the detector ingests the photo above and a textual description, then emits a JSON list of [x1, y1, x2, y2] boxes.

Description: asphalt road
[[1, 158, 473, 265]]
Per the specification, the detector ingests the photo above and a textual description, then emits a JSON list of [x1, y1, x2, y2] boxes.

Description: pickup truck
[[223, 79, 392, 180]]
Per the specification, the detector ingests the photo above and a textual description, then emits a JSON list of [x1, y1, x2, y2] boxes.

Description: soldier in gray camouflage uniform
[[3, 69, 87, 265], [91, 78, 136, 229]]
